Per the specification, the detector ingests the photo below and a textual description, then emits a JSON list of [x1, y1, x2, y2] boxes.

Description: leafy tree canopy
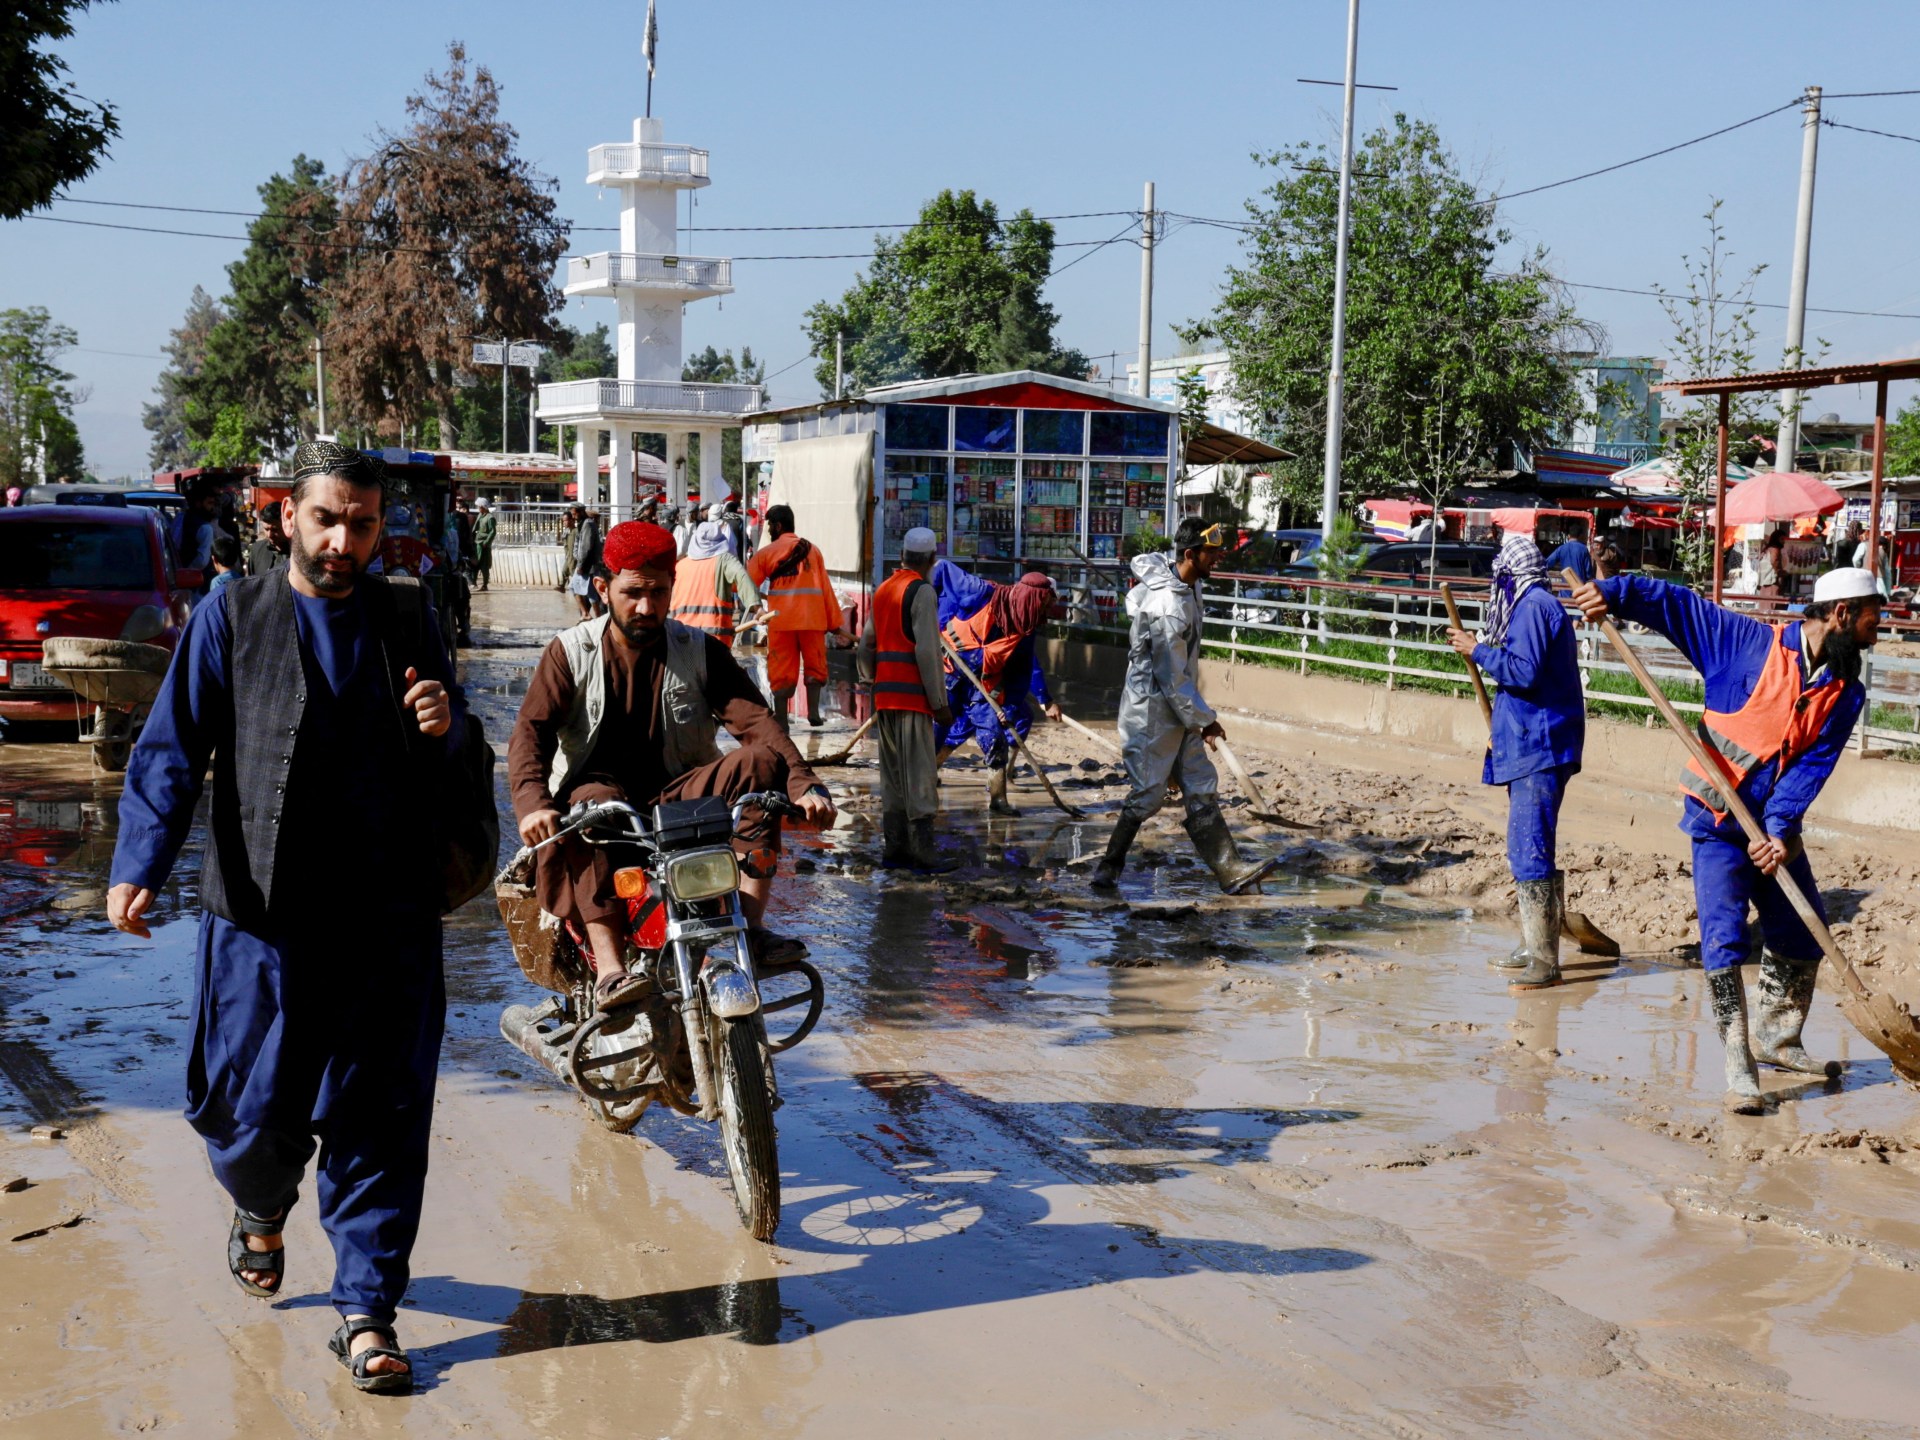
[[1884, 399, 1920, 481], [1183, 115, 1595, 518], [0, 307, 87, 486], [803, 190, 1088, 397], [143, 286, 224, 471], [0, 2, 119, 219]]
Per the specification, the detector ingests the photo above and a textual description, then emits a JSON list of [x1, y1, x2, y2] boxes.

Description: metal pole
[[834, 330, 844, 397], [314, 334, 328, 437], [1868, 374, 1888, 574], [1320, 0, 1361, 540], [1773, 85, 1821, 472], [500, 344, 510, 454], [528, 363, 538, 455], [1136, 181, 1155, 397], [1712, 391, 1730, 604]]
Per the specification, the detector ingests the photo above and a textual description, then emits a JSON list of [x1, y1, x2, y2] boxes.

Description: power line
[[1825, 117, 1920, 145], [1824, 89, 1920, 99], [1550, 276, 1920, 322], [1482, 98, 1803, 203]]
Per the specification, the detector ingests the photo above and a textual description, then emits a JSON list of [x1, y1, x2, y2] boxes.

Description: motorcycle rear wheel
[[711, 1014, 780, 1240]]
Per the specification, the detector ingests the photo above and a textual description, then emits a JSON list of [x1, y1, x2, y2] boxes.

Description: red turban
[[602, 521, 677, 574], [992, 571, 1056, 637]]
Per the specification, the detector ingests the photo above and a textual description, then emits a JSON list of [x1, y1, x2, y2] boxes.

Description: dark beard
[[1819, 625, 1864, 683], [613, 614, 664, 648], [290, 527, 360, 594]]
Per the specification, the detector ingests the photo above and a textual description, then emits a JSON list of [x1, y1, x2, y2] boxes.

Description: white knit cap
[[1813, 566, 1879, 603], [901, 526, 938, 555]]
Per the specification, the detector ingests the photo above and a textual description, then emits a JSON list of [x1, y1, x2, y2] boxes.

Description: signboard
[[471, 342, 543, 368]]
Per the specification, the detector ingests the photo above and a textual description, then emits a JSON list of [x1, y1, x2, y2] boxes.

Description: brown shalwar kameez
[[508, 623, 821, 929]]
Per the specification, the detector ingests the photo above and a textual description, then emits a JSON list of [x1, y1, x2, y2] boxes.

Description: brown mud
[[1, 588, 1918, 1437]]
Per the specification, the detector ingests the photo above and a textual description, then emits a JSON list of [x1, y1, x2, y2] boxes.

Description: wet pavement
[[2, 587, 1919, 1437]]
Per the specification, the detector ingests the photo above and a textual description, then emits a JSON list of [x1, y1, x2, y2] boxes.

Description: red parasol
[[1721, 470, 1844, 525]]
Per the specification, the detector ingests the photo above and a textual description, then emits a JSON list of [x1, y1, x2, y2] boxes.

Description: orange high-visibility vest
[[748, 534, 842, 633], [1680, 624, 1846, 820], [943, 600, 1025, 700], [872, 569, 933, 715], [669, 556, 739, 644]]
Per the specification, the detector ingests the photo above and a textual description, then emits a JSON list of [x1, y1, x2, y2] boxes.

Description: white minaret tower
[[536, 90, 762, 516]]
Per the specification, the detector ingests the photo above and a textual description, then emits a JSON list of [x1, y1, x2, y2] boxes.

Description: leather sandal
[[328, 1317, 412, 1395], [594, 969, 649, 1011], [227, 1208, 286, 1298]]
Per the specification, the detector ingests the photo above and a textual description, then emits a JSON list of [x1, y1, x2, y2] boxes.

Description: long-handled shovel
[[1564, 567, 1918, 1079], [1444, 581, 1619, 958], [1213, 736, 1321, 831], [811, 714, 875, 767], [939, 633, 1085, 818], [1057, 710, 1123, 759]]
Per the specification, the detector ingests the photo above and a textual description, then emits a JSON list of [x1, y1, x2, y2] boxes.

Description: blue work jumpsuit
[[1472, 583, 1585, 882]]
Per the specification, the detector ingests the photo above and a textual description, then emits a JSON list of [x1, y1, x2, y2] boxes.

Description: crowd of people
[[93, 442, 1891, 1398]]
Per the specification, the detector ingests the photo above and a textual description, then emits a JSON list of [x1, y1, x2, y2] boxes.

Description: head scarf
[[686, 519, 733, 560], [992, 571, 1056, 637], [290, 439, 386, 491], [603, 521, 677, 574], [1480, 533, 1548, 646]]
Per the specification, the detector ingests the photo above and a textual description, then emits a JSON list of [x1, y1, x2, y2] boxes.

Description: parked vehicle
[[1278, 541, 1499, 587], [1222, 527, 1386, 578], [0, 506, 197, 767]]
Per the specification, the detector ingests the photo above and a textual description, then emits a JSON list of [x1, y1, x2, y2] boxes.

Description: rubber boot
[[1183, 801, 1280, 895], [1751, 950, 1841, 1078], [805, 680, 826, 728], [1707, 967, 1766, 1115], [908, 817, 959, 875], [987, 765, 1019, 817], [1091, 813, 1142, 891], [1506, 879, 1561, 989], [879, 810, 910, 869], [770, 688, 794, 736]]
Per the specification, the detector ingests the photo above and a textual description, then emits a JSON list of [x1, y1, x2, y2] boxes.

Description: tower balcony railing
[[586, 142, 710, 185], [536, 377, 767, 421], [565, 252, 733, 294]]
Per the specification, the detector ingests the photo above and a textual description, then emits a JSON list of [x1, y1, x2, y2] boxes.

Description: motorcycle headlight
[[120, 605, 166, 643], [663, 847, 739, 903]]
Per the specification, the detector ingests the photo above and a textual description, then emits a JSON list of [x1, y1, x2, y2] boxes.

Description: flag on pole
[[643, 0, 658, 80]]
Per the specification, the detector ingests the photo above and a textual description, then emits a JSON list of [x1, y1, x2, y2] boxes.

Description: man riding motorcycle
[[508, 521, 835, 1009]]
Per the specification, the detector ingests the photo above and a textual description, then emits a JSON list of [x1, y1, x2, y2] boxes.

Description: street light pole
[[1320, 0, 1361, 541], [313, 333, 328, 437], [1136, 181, 1155, 398], [1773, 84, 1822, 473]]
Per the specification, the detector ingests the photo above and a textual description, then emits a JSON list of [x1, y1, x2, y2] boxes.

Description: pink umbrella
[[1721, 470, 1844, 525]]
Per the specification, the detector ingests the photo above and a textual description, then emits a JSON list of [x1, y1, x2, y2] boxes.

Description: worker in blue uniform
[[106, 442, 462, 1394], [929, 560, 1061, 815], [1569, 566, 1880, 1114], [1446, 534, 1585, 989]]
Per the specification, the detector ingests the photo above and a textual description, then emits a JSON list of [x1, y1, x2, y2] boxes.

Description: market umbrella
[[1721, 470, 1844, 525]]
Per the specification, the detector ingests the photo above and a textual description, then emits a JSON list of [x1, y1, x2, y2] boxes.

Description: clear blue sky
[[8, 0, 1920, 477]]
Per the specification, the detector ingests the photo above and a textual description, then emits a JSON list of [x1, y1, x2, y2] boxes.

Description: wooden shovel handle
[[1564, 568, 1870, 1003], [1057, 711, 1123, 758], [1440, 582, 1493, 730], [939, 633, 1084, 818]]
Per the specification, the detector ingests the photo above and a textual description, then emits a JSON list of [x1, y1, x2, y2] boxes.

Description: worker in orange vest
[[746, 504, 852, 731], [856, 527, 955, 870], [669, 508, 761, 646]]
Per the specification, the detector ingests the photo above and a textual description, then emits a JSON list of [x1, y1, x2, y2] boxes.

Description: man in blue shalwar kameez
[[1447, 534, 1585, 990], [106, 442, 461, 1394]]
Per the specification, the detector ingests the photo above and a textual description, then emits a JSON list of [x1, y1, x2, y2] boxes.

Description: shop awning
[[1183, 422, 1290, 466]]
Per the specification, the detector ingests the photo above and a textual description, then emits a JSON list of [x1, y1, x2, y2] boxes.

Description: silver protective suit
[[1117, 551, 1220, 822]]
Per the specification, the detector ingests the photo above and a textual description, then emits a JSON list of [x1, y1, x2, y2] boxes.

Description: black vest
[[203, 574, 432, 928]]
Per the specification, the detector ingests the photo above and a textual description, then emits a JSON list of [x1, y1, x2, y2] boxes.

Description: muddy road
[[3, 589, 1919, 1438]]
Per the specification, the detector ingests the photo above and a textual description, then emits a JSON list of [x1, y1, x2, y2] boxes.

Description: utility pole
[[1774, 84, 1821, 472], [313, 333, 328, 437], [1320, 0, 1361, 540], [1136, 181, 1155, 398], [528, 383, 539, 456], [501, 356, 511, 453], [834, 330, 844, 398]]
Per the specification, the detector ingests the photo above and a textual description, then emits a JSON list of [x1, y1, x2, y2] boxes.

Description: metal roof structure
[[1654, 356, 1920, 395]]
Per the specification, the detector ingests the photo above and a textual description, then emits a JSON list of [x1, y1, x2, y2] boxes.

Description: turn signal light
[[612, 866, 650, 899]]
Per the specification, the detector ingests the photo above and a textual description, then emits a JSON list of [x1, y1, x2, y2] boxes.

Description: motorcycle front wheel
[[710, 1013, 780, 1240]]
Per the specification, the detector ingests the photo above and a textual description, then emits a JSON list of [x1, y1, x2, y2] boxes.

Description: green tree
[[1654, 200, 1767, 584], [803, 190, 1088, 397], [143, 285, 224, 470], [0, 307, 86, 486], [325, 43, 570, 449], [0, 2, 119, 219], [1883, 399, 1920, 479], [1184, 114, 1593, 518], [681, 346, 765, 492], [201, 404, 258, 468]]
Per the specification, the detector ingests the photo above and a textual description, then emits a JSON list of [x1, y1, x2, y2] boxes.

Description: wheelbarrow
[[39, 637, 172, 772]]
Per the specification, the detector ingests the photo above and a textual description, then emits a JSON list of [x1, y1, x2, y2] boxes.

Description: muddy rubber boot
[[878, 810, 911, 869], [1506, 879, 1562, 989], [908, 817, 959, 874], [1091, 813, 1142, 891], [805, 680, 826, 728], [770, 688, 794, 736], [1184, 801, 1280, 896], [1707, 967, 1766, 1115], [1751, 950, 1841, 1078], [987, 765, 1019, 817]]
